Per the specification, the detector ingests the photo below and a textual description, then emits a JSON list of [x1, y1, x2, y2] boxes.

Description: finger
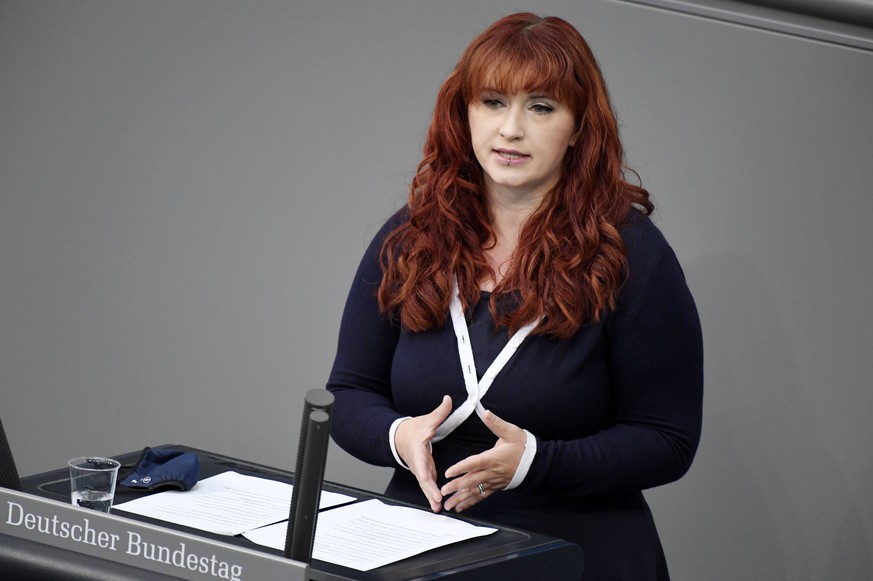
[[420, 480, 443, 512], [443, 452, 484, 480], [441, 466, 486, 499], [409, 459, 443, 512], [447, 481, 491, 513]]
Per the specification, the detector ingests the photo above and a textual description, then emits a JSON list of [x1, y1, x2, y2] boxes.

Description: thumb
[[482, 409, 522, 441], [430, 395, 453, 422]]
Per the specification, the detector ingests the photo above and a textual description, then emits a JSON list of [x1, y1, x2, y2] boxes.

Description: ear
[[569, 123, 583, 148], [569, 111, 588, 147]]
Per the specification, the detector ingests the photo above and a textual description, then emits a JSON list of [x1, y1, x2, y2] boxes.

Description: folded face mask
[[119, 448, 200, 492]]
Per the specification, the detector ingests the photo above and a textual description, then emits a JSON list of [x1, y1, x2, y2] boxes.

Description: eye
[[530, 102, 554, 114], [482, 97, 504, 109]]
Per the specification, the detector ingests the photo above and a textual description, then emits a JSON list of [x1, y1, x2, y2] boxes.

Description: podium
[[7, 445, 583, 580]]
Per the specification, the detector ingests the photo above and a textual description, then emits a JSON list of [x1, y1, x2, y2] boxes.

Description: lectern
[[11, 447, 583, 580], [2, 392, 583, 580]]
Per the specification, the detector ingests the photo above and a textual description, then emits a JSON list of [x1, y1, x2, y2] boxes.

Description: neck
[[480, 186, 544, 291], [486, 185, 544, 241]]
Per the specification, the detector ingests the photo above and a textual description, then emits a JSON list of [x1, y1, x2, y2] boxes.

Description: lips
[[493, 149, 529, 165]]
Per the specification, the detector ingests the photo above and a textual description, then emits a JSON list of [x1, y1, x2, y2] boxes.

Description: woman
[[326, 12, 702, 580]]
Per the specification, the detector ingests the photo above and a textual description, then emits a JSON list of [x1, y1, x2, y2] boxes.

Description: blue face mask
[[119, 448, 200, 492]]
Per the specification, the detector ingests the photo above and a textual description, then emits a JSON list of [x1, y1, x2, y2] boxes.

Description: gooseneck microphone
[[284, 389, 334, 563]]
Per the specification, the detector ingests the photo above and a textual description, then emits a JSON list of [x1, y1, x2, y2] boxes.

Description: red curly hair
[[378, 12, 652, 339]]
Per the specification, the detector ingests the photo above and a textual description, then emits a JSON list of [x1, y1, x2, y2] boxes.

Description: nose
[[498, 106, 524, 141]]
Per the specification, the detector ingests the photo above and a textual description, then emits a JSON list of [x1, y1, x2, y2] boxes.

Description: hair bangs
[[463, 33, 581, 111]]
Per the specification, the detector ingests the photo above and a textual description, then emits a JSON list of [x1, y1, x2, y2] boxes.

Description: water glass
[[68, 456, 121, 513]]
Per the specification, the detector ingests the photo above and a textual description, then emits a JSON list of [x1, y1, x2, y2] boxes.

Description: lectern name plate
[[0, 487, 307, 581]]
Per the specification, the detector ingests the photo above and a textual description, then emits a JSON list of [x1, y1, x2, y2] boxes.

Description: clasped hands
[[393, 395, 526, 513]]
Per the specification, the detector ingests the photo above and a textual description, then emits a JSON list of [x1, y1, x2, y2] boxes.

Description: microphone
[[284, 389, 334, 563]]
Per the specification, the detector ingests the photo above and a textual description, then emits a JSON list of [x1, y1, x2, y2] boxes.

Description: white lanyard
[[432, 277, 540, 442]]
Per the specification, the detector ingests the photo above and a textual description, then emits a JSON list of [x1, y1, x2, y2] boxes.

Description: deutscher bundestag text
[[6, 501, 245, 580]]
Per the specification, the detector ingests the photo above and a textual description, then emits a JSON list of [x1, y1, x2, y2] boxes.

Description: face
[[468, 90, 578, 204]]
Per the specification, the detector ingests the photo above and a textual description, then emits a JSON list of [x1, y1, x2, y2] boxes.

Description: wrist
[[388, 417, 413, 469], [504, 429, 537, 490]]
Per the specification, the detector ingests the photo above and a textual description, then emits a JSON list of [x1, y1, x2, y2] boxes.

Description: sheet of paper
[[243, 498, 497, 571], [113, 471, 355, 535]]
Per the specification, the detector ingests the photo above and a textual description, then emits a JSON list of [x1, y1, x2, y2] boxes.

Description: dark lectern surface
[[21, 445, 583, 581]]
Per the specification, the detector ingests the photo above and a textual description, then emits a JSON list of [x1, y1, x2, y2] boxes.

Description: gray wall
[[1, 1, 871, 579]]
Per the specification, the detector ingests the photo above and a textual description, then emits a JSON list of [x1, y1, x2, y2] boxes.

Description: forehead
[[466, 50, 575, 105]]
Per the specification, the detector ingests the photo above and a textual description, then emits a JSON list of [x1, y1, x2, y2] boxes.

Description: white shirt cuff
[[504, 430, 537, 490], [389, 417, 413, 469]]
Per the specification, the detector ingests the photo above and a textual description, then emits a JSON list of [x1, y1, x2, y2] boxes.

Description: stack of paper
[[244, 499, 497, 571], [114, 471, 497, 571], [114, 471, 353, 535]]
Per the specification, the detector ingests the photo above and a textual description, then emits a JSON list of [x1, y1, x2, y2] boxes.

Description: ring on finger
[[477, 483, 486, 496]]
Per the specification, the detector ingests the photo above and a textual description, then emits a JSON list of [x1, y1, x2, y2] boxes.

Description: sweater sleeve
[[326, 215, 405, 468], [521, 225, 704, 496]]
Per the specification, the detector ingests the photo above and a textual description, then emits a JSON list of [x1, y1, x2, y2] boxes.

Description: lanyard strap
[[432, 277, 539, 442]]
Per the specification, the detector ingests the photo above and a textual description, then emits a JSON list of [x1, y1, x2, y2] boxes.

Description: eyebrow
[[478, 88, 554, 100]]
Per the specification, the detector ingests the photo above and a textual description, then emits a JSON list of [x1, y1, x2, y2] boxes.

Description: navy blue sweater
[[327, 209, 703, 579]]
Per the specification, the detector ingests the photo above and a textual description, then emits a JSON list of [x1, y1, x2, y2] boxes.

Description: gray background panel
[[2, 1, 871, 579]]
